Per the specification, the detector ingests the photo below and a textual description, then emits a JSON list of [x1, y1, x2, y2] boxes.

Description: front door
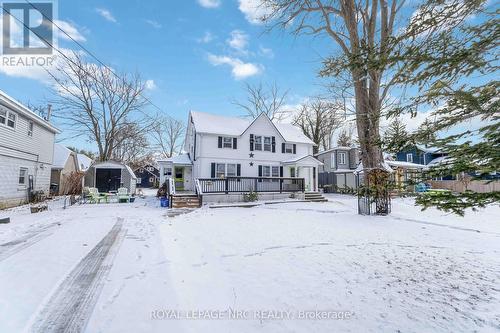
[[174, 167, 184, 191]]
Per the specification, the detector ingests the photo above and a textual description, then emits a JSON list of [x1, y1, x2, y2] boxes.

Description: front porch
[[158, 154, 193, 192]]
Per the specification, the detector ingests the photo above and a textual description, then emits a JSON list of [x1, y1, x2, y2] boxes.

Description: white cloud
[[54, 20, 86, 42], [227, 30, 249, 53], [258, 45, 274, 58], [238, 0, 271, 24], [145, 79, 157, 90], [197, 31, 214, 44], [96, 8, 117, 23], [198, 0, 221, 9], [207, 54, 262, 79], [145, 19, 162, 29]]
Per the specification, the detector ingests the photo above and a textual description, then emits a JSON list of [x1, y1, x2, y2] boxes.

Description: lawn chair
[[88, 187, 105, 204], [117, 187, 131, 203], [415, 183, 428, 193]]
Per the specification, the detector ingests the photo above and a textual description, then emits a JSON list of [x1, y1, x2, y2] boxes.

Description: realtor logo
[[2, 1, 54, 55]]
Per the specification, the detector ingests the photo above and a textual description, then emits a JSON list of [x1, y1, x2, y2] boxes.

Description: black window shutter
[[218, 136, 222, 148], [236, 164, 241, 176], [258, 165, 262, 177], [271, 136, 276, 153], [211, 163, 216, 178], [250, 134, 254, 151], [233, 138, 237, 149], [282, 143, 285, 153], [280, 166, 283, 177], [293, 144, 296, 154]]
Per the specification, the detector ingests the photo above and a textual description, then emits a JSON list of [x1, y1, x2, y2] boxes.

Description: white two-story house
[[0, 90, 59, 208], [158, 111, 322, 195]]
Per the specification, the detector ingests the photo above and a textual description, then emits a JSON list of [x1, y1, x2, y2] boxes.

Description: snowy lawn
[[160, 195, 500, 332], [0, 192, 499, 332]]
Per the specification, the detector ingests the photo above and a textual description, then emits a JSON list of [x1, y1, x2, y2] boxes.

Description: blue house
[[395, 145, 446, 165], [134, 164, 160, 188]]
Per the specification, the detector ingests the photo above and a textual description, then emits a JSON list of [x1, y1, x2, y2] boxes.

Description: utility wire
[[3, 2, 166, 115]]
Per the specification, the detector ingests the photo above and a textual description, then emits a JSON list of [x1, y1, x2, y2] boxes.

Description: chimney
[[46, 104, 52, 122]]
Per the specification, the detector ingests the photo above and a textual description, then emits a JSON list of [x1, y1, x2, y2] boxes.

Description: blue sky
[[0, 0, 339, 149]]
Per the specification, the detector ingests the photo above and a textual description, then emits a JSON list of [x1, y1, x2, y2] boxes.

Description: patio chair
[[117, 187, 131, 203], [88, 187, 105, 204]]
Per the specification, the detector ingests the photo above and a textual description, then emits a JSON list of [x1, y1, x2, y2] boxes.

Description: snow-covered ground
[[0, 191, 499, 332]]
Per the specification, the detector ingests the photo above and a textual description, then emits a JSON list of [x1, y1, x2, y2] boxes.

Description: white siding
[[193, 115, 313, 178], [0, 102, 56, 207]]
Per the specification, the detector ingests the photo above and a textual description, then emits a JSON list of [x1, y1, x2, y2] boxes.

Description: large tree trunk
[[353, 72, 383, 171]]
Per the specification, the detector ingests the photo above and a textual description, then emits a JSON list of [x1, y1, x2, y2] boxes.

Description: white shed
[[84, 161, 137, 194]]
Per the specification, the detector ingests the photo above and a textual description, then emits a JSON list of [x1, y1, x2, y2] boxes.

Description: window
[[28, 121, 33, 136], [216, 163, 226, 178], [290, 167, 296, 178], [254, 136, 262, 151], [19, 168, 27, 185], [406, 153, 413, 163], [262, 166, 271, 177], [338, 152, 346, 165], [263, 136, 272, 152], [284, 143, 293, 154], [0, 109, 6, 125], [331, 153, 336, 167], [272, 166, 279, 178], [136, 178, 142, 184], [0, 108, 16, 129], [226, 164, 237, 177], [7, 113, 16, 128], [164, 167, 172, 176], [223, 137, 233, 148]]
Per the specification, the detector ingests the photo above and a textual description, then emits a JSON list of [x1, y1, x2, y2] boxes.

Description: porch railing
[[197, 177, 305, 194]]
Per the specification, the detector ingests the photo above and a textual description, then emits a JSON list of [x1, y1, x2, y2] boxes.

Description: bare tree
[[293, 98, 344, 154], [234, 82, 289, 121], [259, 0, 407, 171], [49, 52, 150, 161], [151, 116, 185, 158], [112, 123, 150, 166]]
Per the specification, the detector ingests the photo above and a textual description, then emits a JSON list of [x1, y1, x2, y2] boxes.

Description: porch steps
[[171, 194, 201, 209], [304, 192, 328, 202]]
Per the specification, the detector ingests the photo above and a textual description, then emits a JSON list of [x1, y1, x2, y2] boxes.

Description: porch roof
[[158, 153, 193, 166], [281, 155, 323, 167]]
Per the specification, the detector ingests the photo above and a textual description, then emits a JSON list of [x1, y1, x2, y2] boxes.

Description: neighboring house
[[134, 164, 160, 188], [158, 111, 322, 193], [50, 144, 93, 195], [84, 161, 137, 194], [0, 90, 59, 208], [396, 145, 446, 166], [315, 147, 360, 190]]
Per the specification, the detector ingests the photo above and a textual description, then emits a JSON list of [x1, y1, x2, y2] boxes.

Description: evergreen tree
[[383, 118, 410, 154], [396, 1, 499, 215], [337, 127, 354, 147]]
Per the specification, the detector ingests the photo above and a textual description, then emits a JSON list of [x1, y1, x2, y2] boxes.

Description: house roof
[[52, 144, 72, 169], [157, 153, 193, 165], [189, 111, 315, 144], [354, 161, 394, 174], [281, 155, 324, 166], [315, 146, 357, 156], [77, 154, 92, 172], [386, 160, 426, 169], [415, 144, 442, 154], [0, 89, 60, 134]]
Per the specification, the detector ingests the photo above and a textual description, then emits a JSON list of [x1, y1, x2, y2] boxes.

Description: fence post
[[225, 178, 229, 194], [254, 178, 258, 192], [280, 178, 283, 193]]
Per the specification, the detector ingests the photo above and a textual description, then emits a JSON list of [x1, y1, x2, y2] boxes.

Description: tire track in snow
[[29, 218, 126, 333], [0, 221, 63, 262]]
